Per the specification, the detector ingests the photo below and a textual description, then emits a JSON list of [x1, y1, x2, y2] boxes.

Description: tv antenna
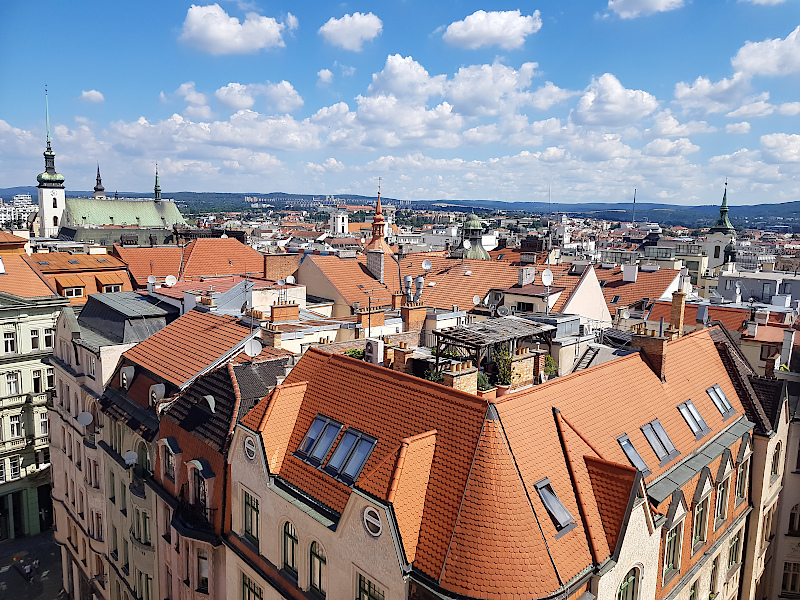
[[632, 189, 637, 226]]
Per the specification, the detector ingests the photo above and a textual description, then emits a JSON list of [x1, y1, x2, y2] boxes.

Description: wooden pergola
[[432, 315, 555, 371]]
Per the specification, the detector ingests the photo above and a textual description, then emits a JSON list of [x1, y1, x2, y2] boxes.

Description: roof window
[[323, 428, 376, 484], [296, 415, 342, 466], [618, 434, 651, 475], [68, 260, 79, 264], [678, 400, 710, 439], [97, 258, 108, 262], [641, 419, 680, 466], [611, 295, 621, 304], [707, 385, 736, 420], [38, 261, 49, 266], [534, 478, 576, 536]]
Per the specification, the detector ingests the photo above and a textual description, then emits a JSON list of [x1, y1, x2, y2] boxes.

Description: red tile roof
[[648, 301, 751, 332], [0, 254, 58, 298], [113, 245, 183, 286], [25, 253, 134, 305], [123, 310, 257, 387], [597, 266, 681, 314]]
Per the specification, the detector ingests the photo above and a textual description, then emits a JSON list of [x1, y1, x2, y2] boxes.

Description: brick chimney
[[393, 342, 415, 374], [532, 350, 547, 382], [270, 301, 299, 322], [261, 323, 282, 349], [668, 290, 687, 338], [391, 293, 404, 310], [443, 361, 478, 395], [357, 307, 385, 330], [765, 352, 779, 377], [631, 331, 668, 381], [401, 302, 428, 332]]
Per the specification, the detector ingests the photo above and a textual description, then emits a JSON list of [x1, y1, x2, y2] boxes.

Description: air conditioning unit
[[580, 323, 592, 336], [364, 338, 384, 365]]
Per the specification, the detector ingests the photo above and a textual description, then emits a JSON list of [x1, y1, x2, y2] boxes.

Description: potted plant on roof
[[476, 371, 496, 400], [495, 347, 514, 397]]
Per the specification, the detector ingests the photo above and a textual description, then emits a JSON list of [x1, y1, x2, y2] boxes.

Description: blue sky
[[1, 0, 798, 205]]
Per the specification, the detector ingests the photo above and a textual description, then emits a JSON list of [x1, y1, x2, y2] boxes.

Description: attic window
[[707, 385, 736, 420], [641, 419, 680, 466], [38, 261, 49, 266], [678, 400, 711, 440], [618, 434, 651, 476], [599, 280, 607, 288], [323, 428, 376, 485], [611, 295, 621, 304], [68, 260, 79, 264], [297, 415, 343, 466], [97, 258, 108, 263], [534, 478, 576, 536]]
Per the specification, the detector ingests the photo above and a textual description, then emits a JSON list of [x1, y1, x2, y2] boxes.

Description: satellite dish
[[472, 295, 481, 306], [165, 274, 177, 287], [220, 233, 228, 239], [497, 306, 510, 316], [286, 275, 296, 284], [422, 259, 432, 272], [147, 275, 156, 284], [622, 310, 631, 320], [463, 239, 472, 250], [76, 411, 93, 427], [243, 338, 262, 358], [278, 279, 286, 287], [123, 451, 138, 466], [541, 269, 554, 287]]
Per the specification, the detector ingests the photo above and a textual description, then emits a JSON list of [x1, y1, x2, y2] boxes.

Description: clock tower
[[37, 90, 65, 238]]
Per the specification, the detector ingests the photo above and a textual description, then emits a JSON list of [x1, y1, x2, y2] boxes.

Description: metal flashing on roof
[[159, 437, 182, 454], [186, 458, 215, 479]]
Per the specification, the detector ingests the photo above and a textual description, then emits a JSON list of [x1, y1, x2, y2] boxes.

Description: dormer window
[[641, 419, 680, 466], [64, 287, 84, 298], [297, 415, 342, 466], [618, 434, 651, 475], [707, 385, 736, 420], [678, 400, 711, 440], [534, 478, 576, 537], [323, 429, 376, 484]]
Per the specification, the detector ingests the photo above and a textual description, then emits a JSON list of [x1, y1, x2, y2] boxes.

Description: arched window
[[53, 215, 58, 226], [137, 442, 151, 475], [618, 567, 639, 600], [53, 197, 58, 209], [310, 541, 326, 596], [790, 504, 800, 535], [283, 522, 297, 578], [772, 442, 782, 478]]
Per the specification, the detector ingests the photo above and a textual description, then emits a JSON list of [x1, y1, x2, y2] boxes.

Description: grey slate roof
[[232, 358, 292, 419]]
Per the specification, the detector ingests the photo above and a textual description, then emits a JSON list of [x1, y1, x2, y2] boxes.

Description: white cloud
[[317, 69, 333, 86], [573, 73, 658, 126], [318, 12, 382, 52], [369, 55, 445, 102], [567, 132, 632, 161], [264, 81, 303, 113], [442, 10, 541, 50], [530, 82, 578, 110], [645, 110, 715, 137], [286, 12, 298, 30], [761, 133, 800, 162], [215, 83, 258, 110], [779, 102, 800, 116], [607, 0, 683, 19], [184, 105, 215, 120], [726, 97, 774, 119], [726, 122, 751, 134], [444, 61, 538, 117], [642, 137, 699, 156], [179, 4, 286, 55], [732, 25, 800, 76], [306, 158, 345, 173], [79, 90, 104, 103], [673, 72, 750, 114]]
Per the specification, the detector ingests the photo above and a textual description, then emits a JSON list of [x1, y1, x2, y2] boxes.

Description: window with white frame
[[6, 372, 19, 395], [4, 332, 16, 354], [0, 459, 5, 483], [89, 356, 95, 378], [30, 329, 39, 350], [9, 414, 21, 438], [197, 549, 209, 593], [103, 284, 122, 293], [46, 368, 54, 389], [39, 413, 49, 436], [44, 328, 54, 348], [63, 287, 84, 298], [9, 456, 20, 479], [715, 477, 730, 525], [32, 370, 42, 394], [728, 529, 742, 569], [784, 562, 800, 594]]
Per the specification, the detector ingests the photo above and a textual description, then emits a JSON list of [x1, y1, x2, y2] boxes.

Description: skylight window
[[68, 260, 79, 264], [618, 435, 650, 475], [97, 258, 108, 263], [323, 428, 376, 484], [678, 400, 710, 439], [534, 478, 575, 536], [611, 295, 621, 304], [707, 385, 736, 420], [296, 415, 342, 466], [38, 261, 49, 266], [641, 419, 680, 466]]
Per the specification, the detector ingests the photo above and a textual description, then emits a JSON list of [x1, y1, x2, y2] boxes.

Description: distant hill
[[2, 187, 798, 230]]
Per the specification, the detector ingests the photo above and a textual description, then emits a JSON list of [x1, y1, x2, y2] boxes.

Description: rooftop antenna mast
[[631, 188, 637, 226]]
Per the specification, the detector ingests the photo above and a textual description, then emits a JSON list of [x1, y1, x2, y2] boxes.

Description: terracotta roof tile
[[24, 254, 134, 305], [584, 455, 637, 554], [0, 255, 57, 298], [244, 382, 307, 474], [123, 310, 255, 387], [648, 300, 749, 332], [597, 267, 681, 314], [113, 244, 183, 286]]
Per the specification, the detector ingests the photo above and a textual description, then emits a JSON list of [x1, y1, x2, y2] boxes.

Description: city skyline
[[1, 0, 799, 205]]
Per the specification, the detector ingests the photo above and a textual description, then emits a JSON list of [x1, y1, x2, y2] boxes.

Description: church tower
[[154, 164, 161, 203], [37, 90, 65, 238], [93, 163, 106, 199]]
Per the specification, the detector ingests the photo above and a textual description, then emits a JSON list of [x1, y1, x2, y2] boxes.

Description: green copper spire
[[37, 86, 65, 189], [45, 86, 51, 146], [709, 180, 734, 234], [154, 164, 161, 201]]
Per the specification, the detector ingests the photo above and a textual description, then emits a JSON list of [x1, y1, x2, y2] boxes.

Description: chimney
[[622, 264, 638, 283], [532, 350, 548, 383], [443, 361, 478, 395], [401, 302, 428, 332], [765, 352, 778, 377], [745, 321, 758, 337], [357, 307, 385, 329], [261, 323, 282, 348], [391, 293, 404, 310], [669, 290, 687, 338], [518, 266, 536, 287], [763, 262, 775, 272], [631, 333, 668, 381], [270, 301, 299, 322], [393, 342, 415, 374], [365, 249, 385, 283], [781, 328, 795, 367]]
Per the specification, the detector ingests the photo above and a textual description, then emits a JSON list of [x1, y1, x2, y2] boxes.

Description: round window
[[363, 506, 382, 537], [244, 436, 257, 460]]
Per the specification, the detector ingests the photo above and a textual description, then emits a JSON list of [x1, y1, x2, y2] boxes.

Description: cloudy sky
[[1, 0, 798, 205]]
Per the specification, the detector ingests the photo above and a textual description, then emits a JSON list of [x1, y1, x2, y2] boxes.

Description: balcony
[[30, 392, 48, 406], [0, 436, 27, 452], [173, 484, 217, 543], [0, 393, 28, 409], [83, 432, 97, 449], [129, 471, 147, 499]]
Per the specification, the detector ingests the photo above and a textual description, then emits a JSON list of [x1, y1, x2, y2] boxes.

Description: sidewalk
[[0, 531, 64, 600]]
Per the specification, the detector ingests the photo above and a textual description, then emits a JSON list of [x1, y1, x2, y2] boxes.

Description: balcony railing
[[130, 471, 147, 499], [176, 484, 216, 533]]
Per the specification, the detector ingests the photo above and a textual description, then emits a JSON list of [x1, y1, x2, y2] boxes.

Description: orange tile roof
[[597, 266, 680, 314], [503, 263, 591, 312], [25, 253, 134, 305], [648, 301, 749, 332], [123, 310, 256, 387], [0, 254, 58, 298], [113, 245, 183, 286]]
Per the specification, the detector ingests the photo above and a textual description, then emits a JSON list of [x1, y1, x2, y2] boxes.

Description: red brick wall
[[263, 253, 300, 281]]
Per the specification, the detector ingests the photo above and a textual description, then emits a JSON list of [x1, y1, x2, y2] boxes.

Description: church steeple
[[37, 87, 65, 190], [154, 164, 161, 202], [709, 180, 735, 234], [93, 162, 106, 199], [364, 177, 392, 254]]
